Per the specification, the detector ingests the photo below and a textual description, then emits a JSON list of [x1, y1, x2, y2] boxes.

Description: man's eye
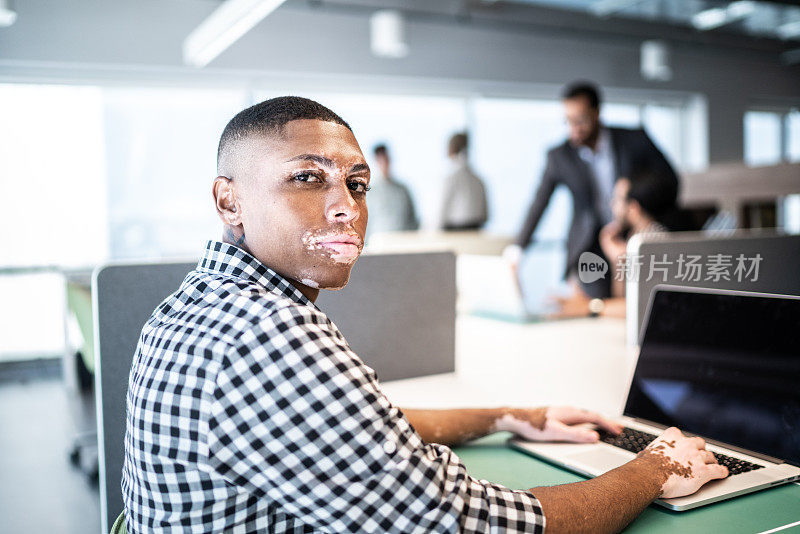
[[294, 172, 322, 183], [348, 181, 370, 193]]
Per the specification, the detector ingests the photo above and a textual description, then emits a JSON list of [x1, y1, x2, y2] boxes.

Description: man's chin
[[318, 272, 351, 291], [297, 268, 352, 292]]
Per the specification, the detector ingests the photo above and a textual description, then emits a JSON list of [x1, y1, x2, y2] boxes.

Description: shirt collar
[[577, 126, 611, 159], [197, 240, 313, 307]]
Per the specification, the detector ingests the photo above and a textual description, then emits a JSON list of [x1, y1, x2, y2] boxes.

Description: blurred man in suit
[[506, 81, 678, 299]]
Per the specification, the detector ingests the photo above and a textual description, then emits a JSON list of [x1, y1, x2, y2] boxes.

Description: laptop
[[510, 285, 800, 510], [456, 252, 568, 322]]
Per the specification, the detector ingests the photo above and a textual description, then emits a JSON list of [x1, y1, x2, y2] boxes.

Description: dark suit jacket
[[515, 127, 679, 280]]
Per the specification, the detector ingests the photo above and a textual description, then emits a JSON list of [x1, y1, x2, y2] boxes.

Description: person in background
[[550, 164, 677, 318], [365, 144, 418, 240], [505, 81, 679, 299], [439, 132, 488, 230]]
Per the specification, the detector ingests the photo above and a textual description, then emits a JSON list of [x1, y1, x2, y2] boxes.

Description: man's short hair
[[448, 132, 468, 157], [562, 81, 602, 109], [373, 144, 388, 158], [217, 96, 351, 174], [626, 163, 678, 218]]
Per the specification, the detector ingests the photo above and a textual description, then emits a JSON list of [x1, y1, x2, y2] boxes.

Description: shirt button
[[383, 441, 397, 454]]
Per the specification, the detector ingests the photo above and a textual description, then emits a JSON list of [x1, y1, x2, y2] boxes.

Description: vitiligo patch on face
[[301, 228, 363, 265]]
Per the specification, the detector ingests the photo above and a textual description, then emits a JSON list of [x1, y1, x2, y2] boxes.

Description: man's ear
[[212, 176, 242, 226]]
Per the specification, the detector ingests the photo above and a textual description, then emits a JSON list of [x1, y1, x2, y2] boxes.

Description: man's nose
[[325, 182, 360, 224]]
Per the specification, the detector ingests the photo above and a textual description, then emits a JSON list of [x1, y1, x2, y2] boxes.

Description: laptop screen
[[625, 288, 800, 466]]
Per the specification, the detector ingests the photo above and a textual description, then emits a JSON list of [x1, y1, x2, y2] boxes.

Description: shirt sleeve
[[205, 302, 545, 533]]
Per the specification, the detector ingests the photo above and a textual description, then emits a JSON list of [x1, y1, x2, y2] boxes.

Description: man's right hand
[[639, 426, 729, 499]]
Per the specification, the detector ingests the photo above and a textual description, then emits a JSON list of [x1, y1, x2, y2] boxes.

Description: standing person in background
[[365, 144, 419, 240], [439, 132, 488, 231], [505, 81, 678, 299]]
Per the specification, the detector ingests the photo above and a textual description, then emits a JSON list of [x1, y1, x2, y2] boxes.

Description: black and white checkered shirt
[[123, 240, 545, 533]]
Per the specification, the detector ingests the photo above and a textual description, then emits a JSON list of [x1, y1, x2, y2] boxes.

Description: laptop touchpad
[[568, 448, 631, 473]]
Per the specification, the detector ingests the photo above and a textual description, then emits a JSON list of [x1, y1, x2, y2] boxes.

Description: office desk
[[382, 316, 800, 534], [383, 315, 636, 414], [453, 433, 800, 534]]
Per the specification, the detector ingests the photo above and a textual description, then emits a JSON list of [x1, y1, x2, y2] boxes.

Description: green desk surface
[[453, 434, 800, 534]]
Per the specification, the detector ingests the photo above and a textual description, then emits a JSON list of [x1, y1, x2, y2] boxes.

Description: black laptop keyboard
[[596, 427, 765, 476]]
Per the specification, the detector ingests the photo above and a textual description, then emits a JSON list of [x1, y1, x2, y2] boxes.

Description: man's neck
[[581, 126, 603, 152], [288, 279, 319, 303], [223, 227, 250, 253], [222, 229, 320, 303], [631, 216, 655, 234]]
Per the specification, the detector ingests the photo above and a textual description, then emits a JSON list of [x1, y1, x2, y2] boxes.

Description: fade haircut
[[561, 81, 602, 109], [217, 96, 352, 174]]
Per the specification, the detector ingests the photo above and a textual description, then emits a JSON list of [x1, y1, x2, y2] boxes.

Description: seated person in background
[[439, 132, 489, 231], [551, 164, 676, 318], [364, 143, 418, 241], [123, 96, 726, 533]]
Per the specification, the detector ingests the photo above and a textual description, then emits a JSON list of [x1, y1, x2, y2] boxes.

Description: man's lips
[[314, 233, 363, 256]]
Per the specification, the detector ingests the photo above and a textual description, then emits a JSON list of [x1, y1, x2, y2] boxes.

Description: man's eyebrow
[[285, 154, 334, 166], [286, 154, 369, 174]]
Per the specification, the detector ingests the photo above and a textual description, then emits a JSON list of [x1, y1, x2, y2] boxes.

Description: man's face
[[232, 119, 369, 292], [611, 178, 632, 228], [563, 96, 600, 146]]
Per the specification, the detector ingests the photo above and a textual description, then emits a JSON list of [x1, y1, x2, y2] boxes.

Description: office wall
[[1, 0, 799, 164]]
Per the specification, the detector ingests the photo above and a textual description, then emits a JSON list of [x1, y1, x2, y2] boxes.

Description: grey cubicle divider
[[93, 251, 456, 531], [316, 251, 456, 381], [93, 261, 195, 533], [627, 231, 800, 345]]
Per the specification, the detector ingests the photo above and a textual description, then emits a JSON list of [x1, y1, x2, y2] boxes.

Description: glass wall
[[103, 87, 248, 259], [743, 108, 800, 234], [744, 110, 783, 166]]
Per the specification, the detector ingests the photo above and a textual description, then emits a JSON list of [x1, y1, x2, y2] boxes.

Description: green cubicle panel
[[454, 434, 800, 534]]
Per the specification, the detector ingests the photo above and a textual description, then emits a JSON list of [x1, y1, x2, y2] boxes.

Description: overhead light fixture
[[727, 1, 756, 19], [183, 0, 287, 68], [370, 10, 409, 59], [777, 19, 800, 40], [0, 0, 17, 27], [590, 0, 646, 18], [691, 1, 756, 31], [640, 40, 672, 81], [691, 7, 729, 30]]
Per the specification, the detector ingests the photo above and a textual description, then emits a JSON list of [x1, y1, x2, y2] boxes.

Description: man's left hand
[[496, 406, 623, 443]]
